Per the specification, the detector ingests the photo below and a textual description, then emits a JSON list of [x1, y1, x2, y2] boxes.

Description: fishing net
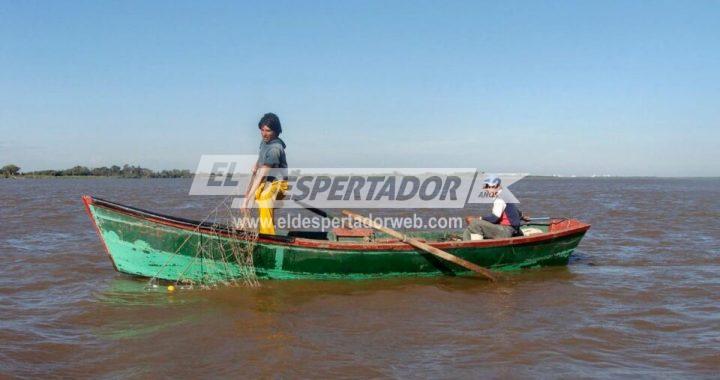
[[146, 196, 260, 290]]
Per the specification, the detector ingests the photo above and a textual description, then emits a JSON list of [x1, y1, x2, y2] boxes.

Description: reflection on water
[[0, 178, 719, 377]]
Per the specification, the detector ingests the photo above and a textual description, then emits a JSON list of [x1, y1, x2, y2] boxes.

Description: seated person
[[463, 175, 524, 240]]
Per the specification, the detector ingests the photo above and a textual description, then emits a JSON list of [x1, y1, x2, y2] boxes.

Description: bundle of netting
[[146, 197, 260, 290]]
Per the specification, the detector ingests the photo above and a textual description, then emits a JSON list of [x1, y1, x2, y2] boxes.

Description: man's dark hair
[[258, 113, 282, 136]]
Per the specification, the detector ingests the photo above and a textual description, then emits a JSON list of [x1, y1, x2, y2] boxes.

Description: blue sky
[[1, 0, 718, 176]]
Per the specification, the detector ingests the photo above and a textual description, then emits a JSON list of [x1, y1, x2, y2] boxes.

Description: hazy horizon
[[2, 1, 718, 177], [5, 162, 719, 179]]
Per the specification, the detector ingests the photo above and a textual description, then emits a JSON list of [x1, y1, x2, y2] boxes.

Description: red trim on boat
[[83, 195, 591, 252]]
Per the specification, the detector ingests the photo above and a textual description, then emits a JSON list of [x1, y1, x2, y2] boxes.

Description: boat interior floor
[[283, 222, 551, 243]]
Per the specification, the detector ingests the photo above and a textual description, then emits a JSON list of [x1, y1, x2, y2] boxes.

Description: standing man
[[463, 175, 523, 240], [241, 113, 288, 235]]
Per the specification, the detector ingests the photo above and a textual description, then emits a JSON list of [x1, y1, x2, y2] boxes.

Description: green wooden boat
[[82, 195, 590, 281]]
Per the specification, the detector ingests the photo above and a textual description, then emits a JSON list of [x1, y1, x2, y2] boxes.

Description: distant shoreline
[[3, 175, 194, 179], [1, 164, 193, 179], [2, 174, 717, 180], [2, 164, 717, 180]]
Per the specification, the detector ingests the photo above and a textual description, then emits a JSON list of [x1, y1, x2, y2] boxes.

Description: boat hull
[[83, 196, 590, 281]]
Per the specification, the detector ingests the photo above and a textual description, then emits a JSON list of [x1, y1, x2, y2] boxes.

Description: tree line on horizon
[[1, 164, 193, 178]]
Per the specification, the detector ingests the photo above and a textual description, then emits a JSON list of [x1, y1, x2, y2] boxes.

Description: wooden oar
[[295, 200, 330, 218], [341, 210, 497, 282]]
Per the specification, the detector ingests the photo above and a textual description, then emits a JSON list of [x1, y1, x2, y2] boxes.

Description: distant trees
[[155, 169, 193, 178], [2, 164, 193, 178], [65, 166, 92, 176], [119, 164, 153, 178], [1, 164, 21, 177]]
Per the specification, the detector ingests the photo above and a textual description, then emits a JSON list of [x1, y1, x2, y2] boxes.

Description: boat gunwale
[[82, 195, 591, 252]]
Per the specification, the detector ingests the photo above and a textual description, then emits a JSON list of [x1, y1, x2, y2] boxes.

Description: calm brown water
[[1, 178, 718, 378]]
